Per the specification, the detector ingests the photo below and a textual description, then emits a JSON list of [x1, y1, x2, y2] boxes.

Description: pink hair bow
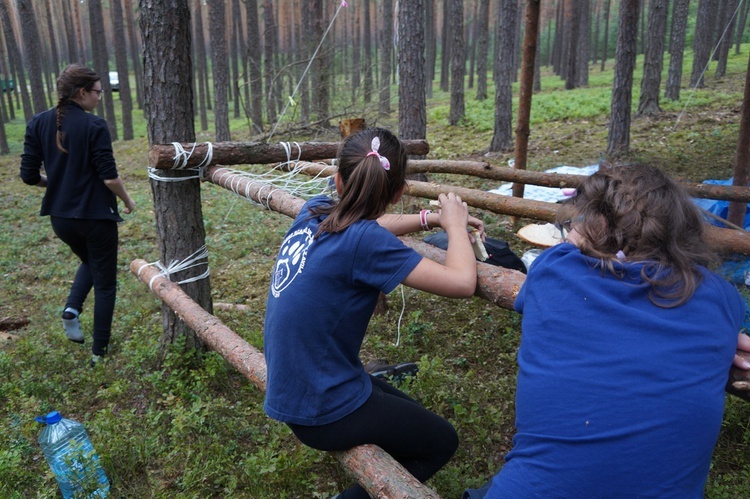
[[366, 137, 390, 171]]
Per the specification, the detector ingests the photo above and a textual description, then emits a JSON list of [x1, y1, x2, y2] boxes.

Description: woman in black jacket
[[20, 64, 135, 366]]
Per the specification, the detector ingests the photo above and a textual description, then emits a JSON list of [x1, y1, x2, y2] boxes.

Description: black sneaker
[[364, 359, 419, 380]]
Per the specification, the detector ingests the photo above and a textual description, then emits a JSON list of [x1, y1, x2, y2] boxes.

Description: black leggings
[[288, 376, 459, 498], [51, 217, 118, 356]]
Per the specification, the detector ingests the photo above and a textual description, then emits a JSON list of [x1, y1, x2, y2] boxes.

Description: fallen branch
[[130, 259, 440, 498]]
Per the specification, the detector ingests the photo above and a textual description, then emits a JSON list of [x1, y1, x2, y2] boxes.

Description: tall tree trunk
[[232, 0, 243, 118], [88, 0, 119, 140], [468, 0, 478, 88], [735, 0, 750, 54], [263, 1, 278, 125], [607, 0, 640, 157], [565, 0, 582, 89], [0, 29, 14, 121], [61, 0, 79, 63], [636, 0, 668, 115], [140, 0, 210, 358], [441, 0, 450, 91], [193, 0, 209, 131], [72, 0, 87, 68], [43, 0, 60, 77], [727, 52, 750, 227], [425, 0, 437, 97], [110, 0, 134, 140], [363, 0, 373, 102], [715, 0, 739, 76], [476, 0, 490, 100], [592, 0, 601, 64], [352, 8, 361, 104], [379, 0, 393, 117], [490, 0, 518, 151], [552, 0, 564, 74], [123, 0, 144, 110], [398, 0, 427, 145], [311, 0, 330, 126], [0, 92, 7, 153], [245, 0, 263, 132], [16, 0, 47, 114], [690, 0, 718, 87], [0, 0, 32, 122], [449, 0, 466, 125], [665, 0, 690, 100], [600, 0, 612, 70], [209, 0, 231, 141], [576, 0, 591, 86]]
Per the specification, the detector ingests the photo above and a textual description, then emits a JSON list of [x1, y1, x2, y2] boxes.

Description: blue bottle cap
[[34, 411, 62, 424]]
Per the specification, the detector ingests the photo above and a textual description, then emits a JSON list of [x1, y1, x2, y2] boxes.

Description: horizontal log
[[130, 259, 441, 498], [406, 160, 750, 202], [149, 139, 429, 169], [406, 180, 750, 255]]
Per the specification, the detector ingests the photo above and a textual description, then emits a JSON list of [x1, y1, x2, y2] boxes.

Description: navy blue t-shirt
[[488, 243, 745, 498], [263, 196, 423, 425]]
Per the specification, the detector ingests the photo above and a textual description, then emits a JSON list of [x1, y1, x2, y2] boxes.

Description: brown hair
[[311, 127, 408, 237], [558, 164, 716, 307], [55, 64, 100, 153]]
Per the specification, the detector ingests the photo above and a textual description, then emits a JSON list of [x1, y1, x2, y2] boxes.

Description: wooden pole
[[130, 259, 441, 498], [149, 139, 429, 169], [281, 159, 750, 203], [512, 0, 541, 202], [727, 52, 750, 227]]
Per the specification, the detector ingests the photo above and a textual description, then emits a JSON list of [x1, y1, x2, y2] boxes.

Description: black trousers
[[288, 375, 459, 498], [51, 217, 118, 356]]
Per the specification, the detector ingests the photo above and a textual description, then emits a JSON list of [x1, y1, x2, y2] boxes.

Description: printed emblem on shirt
[[272, 227, 313, 298]]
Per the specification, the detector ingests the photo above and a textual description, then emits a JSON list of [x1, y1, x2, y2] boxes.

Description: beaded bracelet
[[419, 209, 432, 231]]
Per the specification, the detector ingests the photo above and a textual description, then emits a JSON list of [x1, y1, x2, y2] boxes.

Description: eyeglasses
[[90, 88, 103, 96]]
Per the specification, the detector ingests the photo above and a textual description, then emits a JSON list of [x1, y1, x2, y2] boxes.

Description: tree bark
[[606, 0, 640, 158], [245, 0, 263, 133], [124, 0, 144, 109], [363, 0, 373, 103], [311, 0, 330, 127], [449, 0, 467, 125], [193, 0, 209, 131], [15, 0, 46, 114], [110, 0, 134, 140], [0, 0, 32, 122], [61, 0, 79, 64], [476, 0, 490, 100], [636, 0, 668, 115], [441, 0, 450, 92], [715, 0, 739, 77], [231, 0, 243, 119], [88, 0, 119, 140], [565, 0, 582, 89], [576, 0, 591, 87], [490, 0, 518, 151], [425, 0, 437, 98], [735, 0, 750, 54], [378, 0, 393, 117], [664, 0, 690, 101], [263, 0, 278, 125], [600, 0, 612, 70], [140, 0, 211, 359], [690, 0, 718, 87], [398, 0, 427, 146], [42, 0, 61, 80], [727, 53, 750, 227], [209, 0, 231, 141]]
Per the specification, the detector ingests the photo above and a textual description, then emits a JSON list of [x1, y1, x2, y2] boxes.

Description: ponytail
[[54, 64, 100, 154]]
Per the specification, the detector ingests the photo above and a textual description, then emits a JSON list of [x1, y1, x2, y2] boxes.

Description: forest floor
[[1, 55, 750, 497]]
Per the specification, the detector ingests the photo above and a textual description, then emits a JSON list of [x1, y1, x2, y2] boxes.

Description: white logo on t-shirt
[[271, 227, 314, 298]]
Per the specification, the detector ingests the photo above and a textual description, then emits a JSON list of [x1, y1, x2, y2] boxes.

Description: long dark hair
[[311, 128, 408, 237], [558, 164, 716, 307], [55, 64, 100, 153]]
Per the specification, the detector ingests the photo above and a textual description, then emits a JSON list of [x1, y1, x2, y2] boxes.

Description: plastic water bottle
[[35, 411, 110, 498]]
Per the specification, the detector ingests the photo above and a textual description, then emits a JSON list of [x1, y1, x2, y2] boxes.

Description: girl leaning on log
[[20, 64, 135, 367], [263, 127, 484, 498], [466, 164, 750, 498]]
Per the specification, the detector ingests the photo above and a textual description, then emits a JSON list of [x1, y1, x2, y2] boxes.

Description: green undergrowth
[[2, 47, 750, 497]]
